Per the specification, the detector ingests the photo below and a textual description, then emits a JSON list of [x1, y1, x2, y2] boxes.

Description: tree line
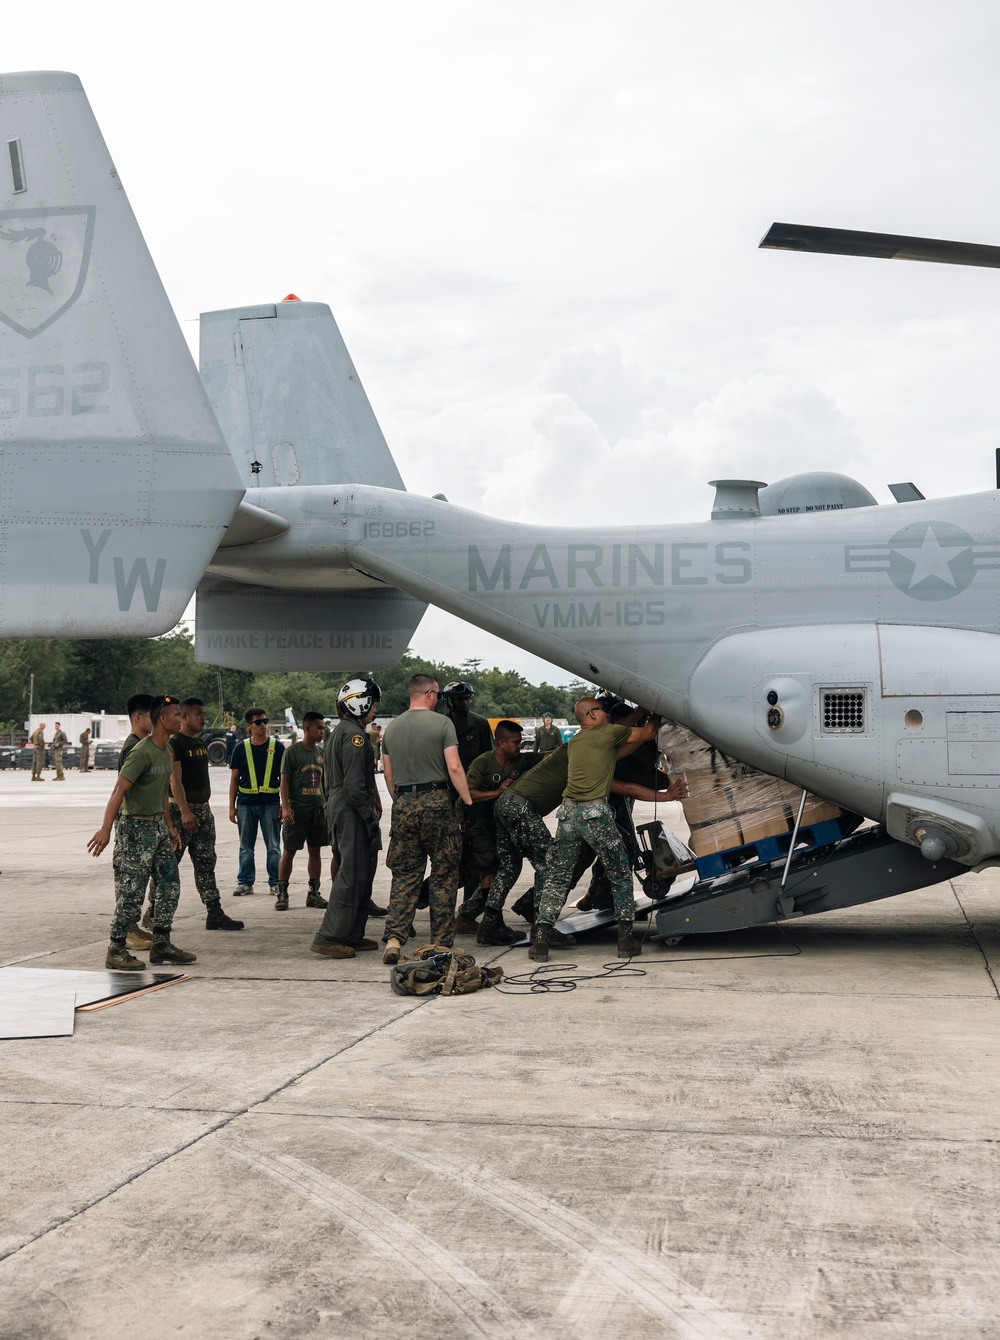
[[0, 629, 588, 730]]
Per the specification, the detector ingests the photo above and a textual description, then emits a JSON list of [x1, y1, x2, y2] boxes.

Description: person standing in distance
[[51, 722, 68, 780], [381, 675, 474, 963], [535, 714, 562, 755], [228, 709, 284, 898], [277, 711, 330, 911], [168, 698, 244, 931], [29, 722, 46, 781], [78, 727, 91, 773], [311, 679, 383, 959], [87, 695, 196, 970]]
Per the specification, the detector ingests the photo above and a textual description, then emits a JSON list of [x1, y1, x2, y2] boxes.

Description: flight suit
[[313, 720, 379, 949]]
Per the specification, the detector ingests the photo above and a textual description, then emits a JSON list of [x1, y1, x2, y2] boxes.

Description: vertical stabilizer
[[200, 300, 405, 490], [0, 72, 244, 636]]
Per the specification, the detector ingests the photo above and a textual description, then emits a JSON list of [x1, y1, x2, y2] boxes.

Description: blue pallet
[[694, 817, 848, 881]]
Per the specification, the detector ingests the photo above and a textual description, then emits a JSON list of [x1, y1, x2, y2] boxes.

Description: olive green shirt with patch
[[281, 741, 325, 811], [119, 736, 174, 817], [465, 749, 544, 835], [564, 723, 632, 803]]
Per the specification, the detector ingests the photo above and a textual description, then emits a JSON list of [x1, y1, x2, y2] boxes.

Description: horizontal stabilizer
[[200, 300, 406, 491], [760, 222, 1000, 269], [195, 578, 426, 672], [0, 72, 244, 637]]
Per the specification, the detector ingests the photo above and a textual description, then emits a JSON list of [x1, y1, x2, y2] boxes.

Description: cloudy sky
[[9, 2, 1000, 682]]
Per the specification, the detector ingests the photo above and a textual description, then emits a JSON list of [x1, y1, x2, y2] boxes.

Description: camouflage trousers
[[536, 798, 634, 925], [110, 816, 180, 941], [485, 791, 553, 913], [52, 747, 65, 779], [385, 789, 462, 947], [145, 802, 219, 921], [31, 747, 44, 778], [79, 746, 90, 772]]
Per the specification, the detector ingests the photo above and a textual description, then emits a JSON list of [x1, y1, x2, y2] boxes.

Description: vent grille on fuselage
[[821, 690, 865, 734]]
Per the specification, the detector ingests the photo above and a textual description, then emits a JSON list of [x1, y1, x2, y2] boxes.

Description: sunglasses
[[250, 717, 269, 725]]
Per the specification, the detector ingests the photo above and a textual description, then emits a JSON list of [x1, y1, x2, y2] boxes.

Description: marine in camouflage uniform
[[531, 700, 658, 960], [51, 723, 68, 779], [29, 724, 46, 780], [385, 788, 463, 948], [381, 675, 473, 959], [78, 728, 91, 772], [87, 695, 196, 970]]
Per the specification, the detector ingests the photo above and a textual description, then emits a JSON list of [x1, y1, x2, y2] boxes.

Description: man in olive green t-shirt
[[532, 698, 659, 962], [88, 695, 197, 972], [381, 674, 473, 961]]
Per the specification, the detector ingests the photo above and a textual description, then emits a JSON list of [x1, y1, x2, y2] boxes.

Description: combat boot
[[367, 899, 388, 917], [305, 879, 327, 909], [548, 925, 577, 949], [454, 914, 480, 935], [105, 941, 145, 971], [275, 880, 290, 911], [149, 935, 197, 965], [125, 924, 153, 950], [511, 890, 535, 923], [616, 920, 641, 958], [206, 901, 244, 931], [383, 936, 403, 965], [477, 908, 518, 946], [528, 922, 551, 962]]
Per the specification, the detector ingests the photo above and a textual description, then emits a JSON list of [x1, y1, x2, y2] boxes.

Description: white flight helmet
[[337, 677, 382, 719]]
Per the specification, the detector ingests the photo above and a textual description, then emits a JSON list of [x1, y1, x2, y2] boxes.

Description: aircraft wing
[[0, 72, 245, 637]]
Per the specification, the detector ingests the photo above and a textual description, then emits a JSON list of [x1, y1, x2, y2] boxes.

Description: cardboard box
[[688, 818, 744, 856]]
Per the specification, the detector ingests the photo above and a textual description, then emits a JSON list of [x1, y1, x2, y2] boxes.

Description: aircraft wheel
[[206, 739, 229, 766], [658, 934, 686, 948]]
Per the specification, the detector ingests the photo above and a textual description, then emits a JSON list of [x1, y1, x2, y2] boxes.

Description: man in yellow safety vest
[[228, 708, 285, 897]]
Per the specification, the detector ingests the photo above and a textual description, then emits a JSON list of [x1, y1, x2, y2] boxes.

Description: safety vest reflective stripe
[[239, 737, 278, 794]]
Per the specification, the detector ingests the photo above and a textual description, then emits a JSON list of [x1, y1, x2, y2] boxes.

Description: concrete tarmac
[[2, 768, 999, 1338]]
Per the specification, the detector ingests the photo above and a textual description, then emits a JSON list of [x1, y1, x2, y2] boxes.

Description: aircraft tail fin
[[200, 300, 405, 491], [0, 72, 245, 637], [195, 578, 424, 672]]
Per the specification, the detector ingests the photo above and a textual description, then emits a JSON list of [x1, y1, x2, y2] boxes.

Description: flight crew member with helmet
[[535, 714, 562, 755], [87, 695, 197, 970], [79, 727, 91, 772], [277, 711, 330, 911], [481, 741, 688, 944], [51, 722, 68, 780], [381, 673, 474, 964], [165, 697, 244, 931], [530, 698, 660, 962], [29, 722, 46, 780], [443, 680, 495, 929], [228, 708, 284, 897], [311, 678, 383, 958]]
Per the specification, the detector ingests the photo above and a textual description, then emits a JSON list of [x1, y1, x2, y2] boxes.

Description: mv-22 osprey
[[3, 70, 1000, 935]]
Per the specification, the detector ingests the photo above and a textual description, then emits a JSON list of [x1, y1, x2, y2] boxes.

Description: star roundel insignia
[[352, 734, 365, 748]]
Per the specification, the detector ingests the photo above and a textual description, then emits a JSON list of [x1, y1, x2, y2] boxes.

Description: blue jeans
[[236, 804, 281, 887]]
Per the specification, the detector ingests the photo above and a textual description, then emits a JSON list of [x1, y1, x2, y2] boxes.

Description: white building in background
[[26, 712, 130, 743]]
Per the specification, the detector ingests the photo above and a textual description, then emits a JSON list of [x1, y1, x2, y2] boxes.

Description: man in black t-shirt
[[168, 699, 243, 930], [228, 708, 285, 897]]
